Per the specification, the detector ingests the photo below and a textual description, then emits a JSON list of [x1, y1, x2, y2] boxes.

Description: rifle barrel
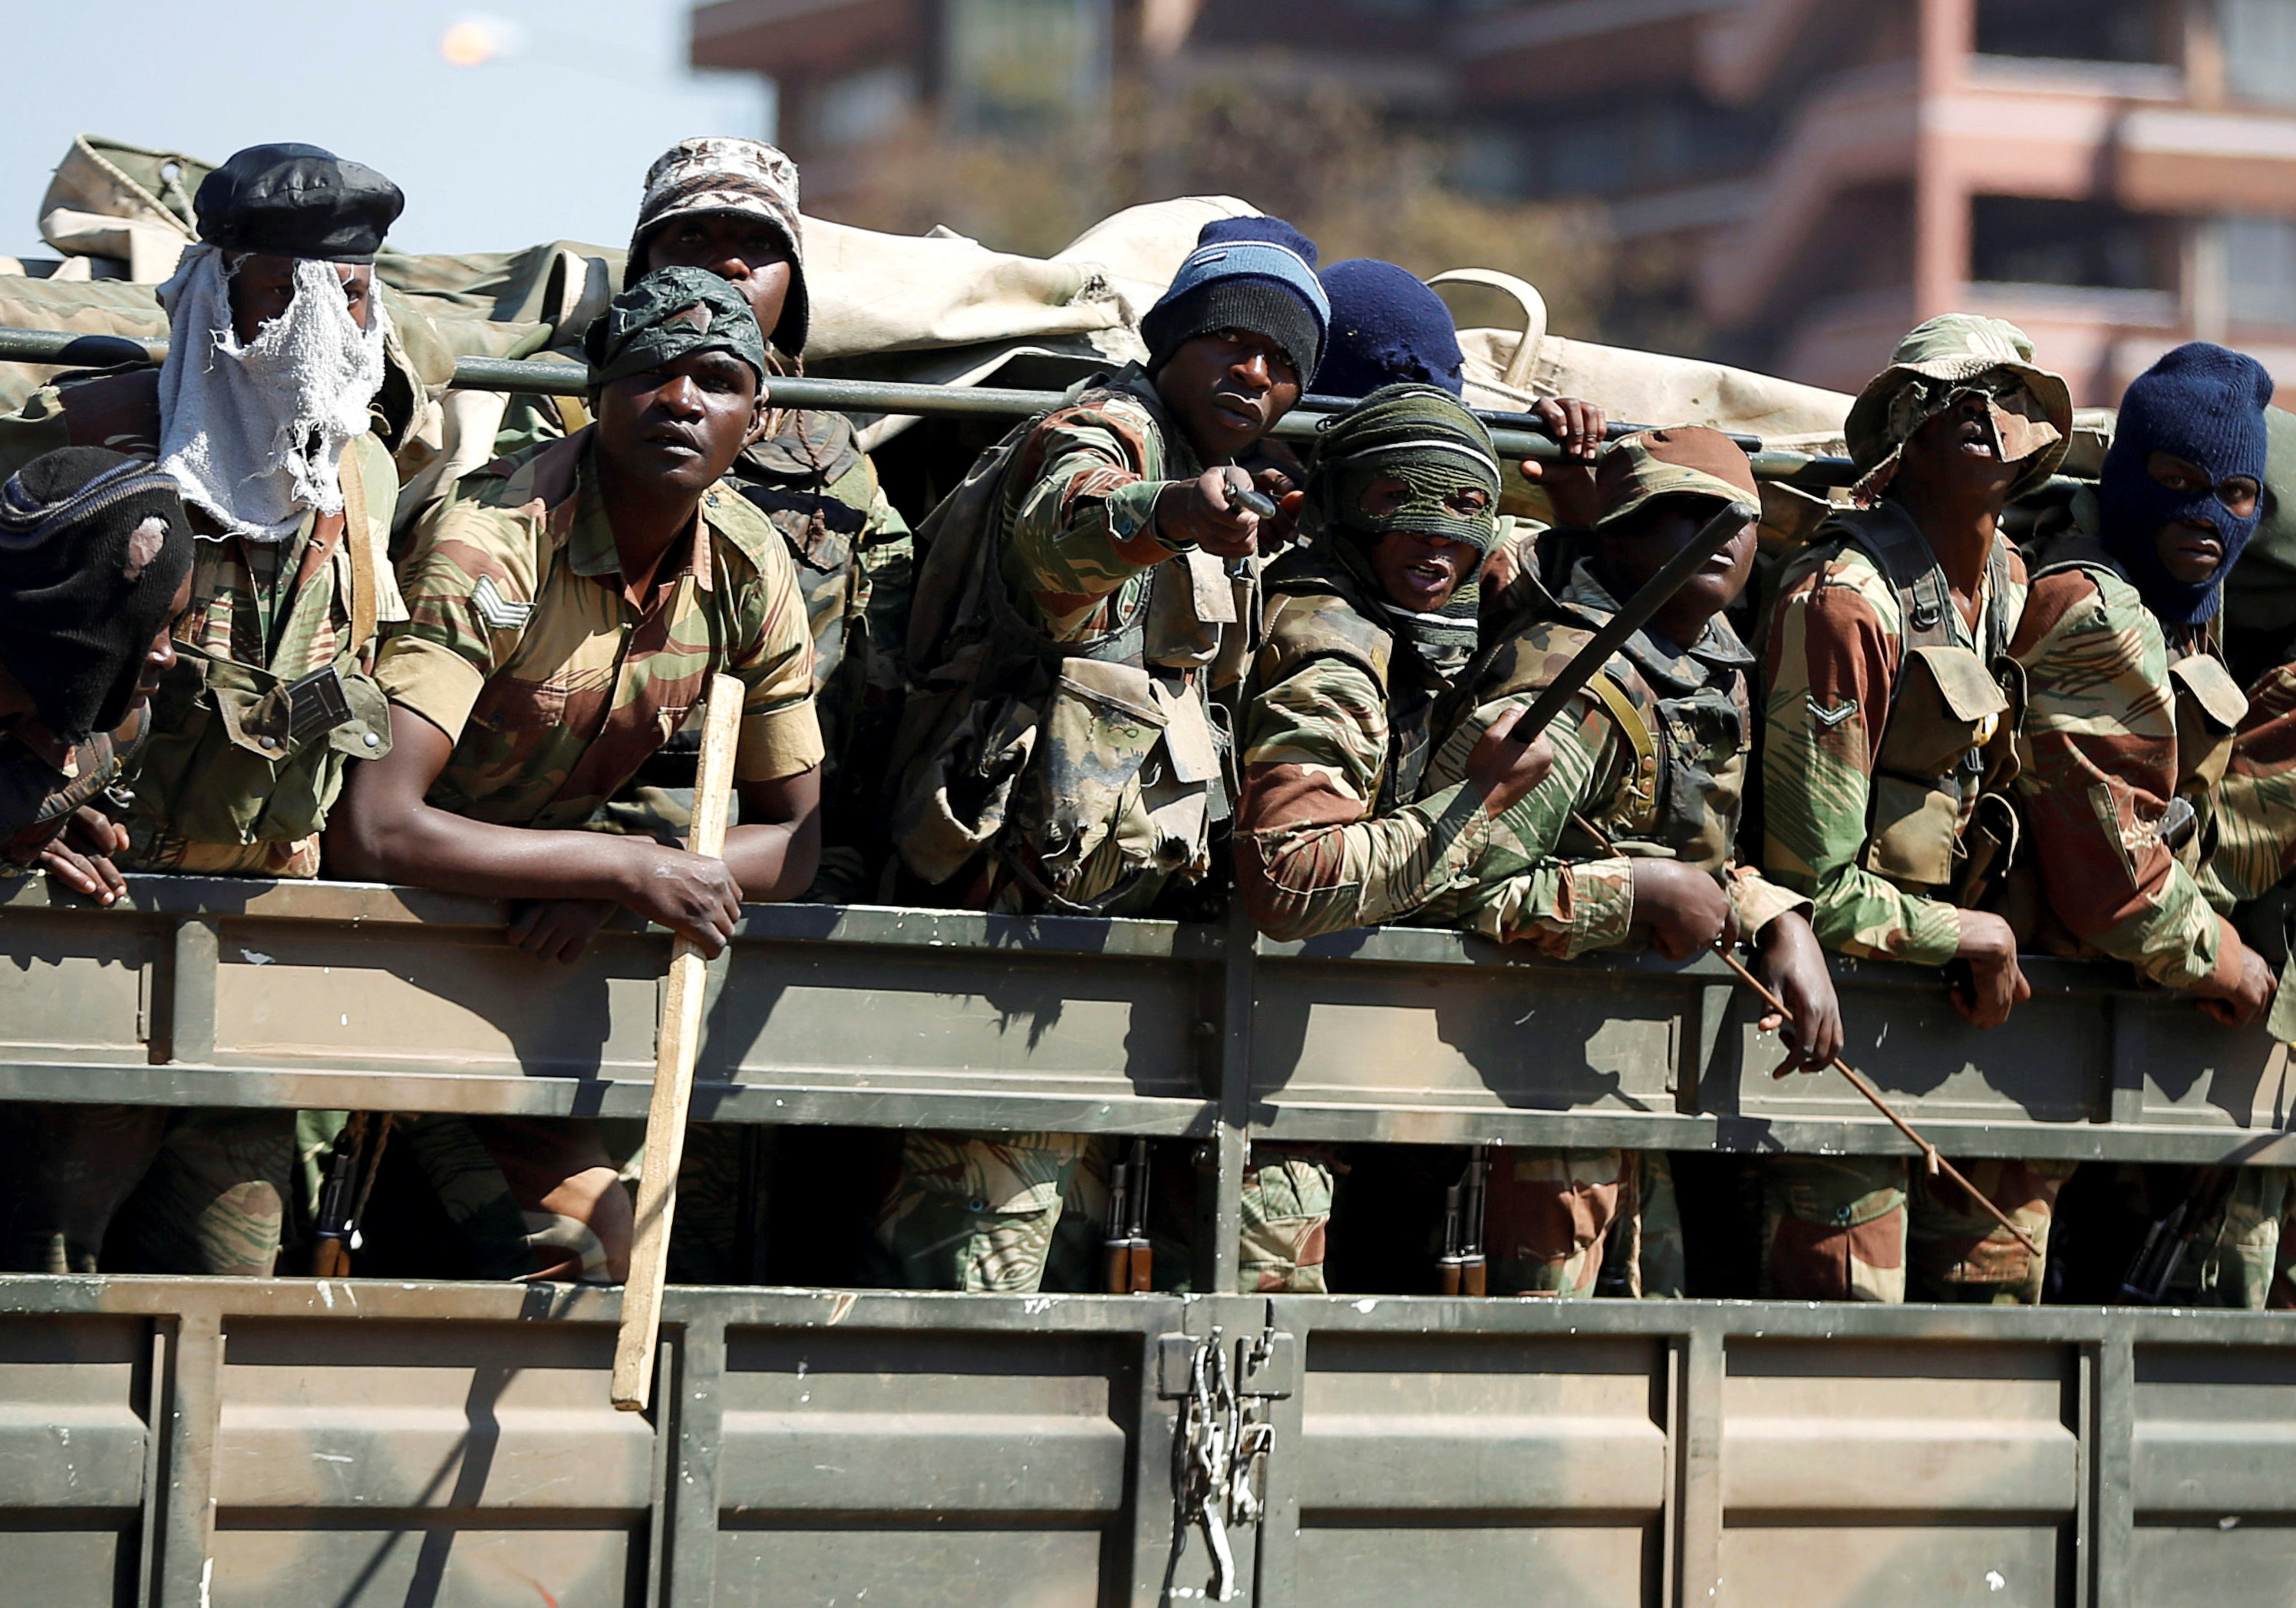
[[1507, 500, 1757, 745]]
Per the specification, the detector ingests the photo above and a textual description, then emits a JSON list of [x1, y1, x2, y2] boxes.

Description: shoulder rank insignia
[[1808, 697, 1859, 728], [472, 574, 534, 631]]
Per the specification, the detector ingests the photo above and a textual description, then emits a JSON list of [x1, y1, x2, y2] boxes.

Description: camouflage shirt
[[1417, 559, 1806, 957], [2011, 534, 2240, 992], [997, 367, 1209, 647], [495, 393, 909, 790], [2212, 663, 2296, 908], [0, 374, 405, 877], [727, 408, 911, 790], [376, 429, 821, 829], [1232, 578, 1500, 942], [1761, 509, 2027, 965]]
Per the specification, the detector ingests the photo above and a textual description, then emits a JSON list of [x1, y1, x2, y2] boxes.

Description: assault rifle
[[2120, 1166, 2235, 1305], [1103, 1138, 1153, 1293], [1437, 1145, 1489, 1296]]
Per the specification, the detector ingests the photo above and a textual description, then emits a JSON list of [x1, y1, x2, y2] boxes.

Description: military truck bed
[[2, 875, 2291, 1606]]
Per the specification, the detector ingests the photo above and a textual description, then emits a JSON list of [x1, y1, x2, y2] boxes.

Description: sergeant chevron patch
[[472, 574, 533, 631]]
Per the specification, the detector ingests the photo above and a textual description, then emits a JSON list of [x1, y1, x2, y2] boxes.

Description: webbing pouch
[[1874, 644, 2004, 776], [2170, 652, 2248, 794], [128, 647, 392, 848], [1007, 658, 1168, 905]]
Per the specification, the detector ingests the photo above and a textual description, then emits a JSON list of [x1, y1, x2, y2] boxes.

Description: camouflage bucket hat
[[627, 137, 808, 357], [1844, 314, 2073, 502], [1592, 426, 1758, 532], [583, 265, 769, 389]]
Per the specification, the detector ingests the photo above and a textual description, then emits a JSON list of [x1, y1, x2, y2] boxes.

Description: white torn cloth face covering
[[153, 243, 387, 543]]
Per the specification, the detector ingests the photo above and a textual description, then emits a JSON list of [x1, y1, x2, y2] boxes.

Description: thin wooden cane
[[1560, 809, 2042, 1260], [1712, 947, 2041, 1259], [613, 673, 744, 1411]]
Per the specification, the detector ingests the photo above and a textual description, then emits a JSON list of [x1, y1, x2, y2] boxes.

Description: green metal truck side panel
[[4, 877, 2296, 1603], [4, 1282, 2296, 1607]]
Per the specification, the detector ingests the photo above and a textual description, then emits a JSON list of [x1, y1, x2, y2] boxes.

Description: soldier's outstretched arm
[[1233, 661, 1551, 941], [1416, 691, 1637, 957], [1003, 402, 1252, 641], [325, 704, 746, 959]]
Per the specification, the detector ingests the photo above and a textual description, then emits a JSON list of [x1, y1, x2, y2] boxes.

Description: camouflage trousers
[[652, 1122, 772, 1287], [394, 1115, 628, 1283], [1756, 1155, 2075, 1303], [872, 1131, 1334, 1294], [2164, 1167, 2294, 1310], [1485, 1148, 1684, 1298], [0, 1103, 293, 1274]]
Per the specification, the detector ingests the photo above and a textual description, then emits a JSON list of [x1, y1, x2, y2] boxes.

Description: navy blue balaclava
[[2100, 341, 2275, 625], [1312, 259, 1465, 400]]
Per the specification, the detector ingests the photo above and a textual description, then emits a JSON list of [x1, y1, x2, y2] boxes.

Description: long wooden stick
[[613, 673, 744, 1412], [1713, 948, 2042, 1259], [1562, 810, 2041, 1260]]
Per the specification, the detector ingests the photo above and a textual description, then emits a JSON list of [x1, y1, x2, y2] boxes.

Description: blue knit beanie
[[1312, 259, 1464, 400], [1142, 216, 1328, 384], [2100, 341, 2275, 626]]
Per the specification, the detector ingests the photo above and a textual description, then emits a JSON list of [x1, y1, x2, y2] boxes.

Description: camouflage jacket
[[728, 409, 911, 788], [2011, 527, 2247, 992], [1231, 553, 1498, 941], [375, 429, 820, 830], [2211, 662, 2296, 910], [1416, 559, 1807, 957], [996, 365, 1242, 670], [1761, 504, 2027, 965], [495, 394, 908, 796], [0, 374, 404, 877], [889, 367, 1249, 916]]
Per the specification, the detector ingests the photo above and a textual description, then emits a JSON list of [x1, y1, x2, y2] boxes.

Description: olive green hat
[[1844, 314, 2073, 502], [1592, 426, 1758, 532]]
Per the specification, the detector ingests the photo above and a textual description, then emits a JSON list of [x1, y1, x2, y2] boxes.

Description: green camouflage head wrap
[[1301, 383, 1503, 664], [582, 265, 768, 390], [1308, 381, 1504, 554], [1845, 313, 2071, 503]]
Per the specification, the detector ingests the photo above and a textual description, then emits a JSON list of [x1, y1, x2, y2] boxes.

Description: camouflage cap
[[582, 266, 768, 390], [1845, 314, 2073, 502], [627, 137, 809, 357], [1592, 426, 1758, 532]]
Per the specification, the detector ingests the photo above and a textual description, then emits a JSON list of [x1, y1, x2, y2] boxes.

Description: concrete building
[[691, 0, 2296, 401]]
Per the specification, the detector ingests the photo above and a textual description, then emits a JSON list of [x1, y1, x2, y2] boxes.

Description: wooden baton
[[613, 673, 744, 1412]]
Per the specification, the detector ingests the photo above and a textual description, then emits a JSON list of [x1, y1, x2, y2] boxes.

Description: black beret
[[194, 143, 404, 265]]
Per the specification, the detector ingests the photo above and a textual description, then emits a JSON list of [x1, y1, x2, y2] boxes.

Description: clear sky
[[1, 0, 772, 263]]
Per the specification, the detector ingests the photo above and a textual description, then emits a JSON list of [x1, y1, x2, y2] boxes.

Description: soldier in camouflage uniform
[[499, 139, 912, 905], [0, 147, 410, 1277], [1415, 427, 1842, 1295], [2021, 344, 2284, 1307], [1229, 384, 1554, 1290], [1760, 315, 2073, 1302], [2013, 344, 2276, 1022], [328, 269, 823, 1283], [874, 217, 1330, 1293]]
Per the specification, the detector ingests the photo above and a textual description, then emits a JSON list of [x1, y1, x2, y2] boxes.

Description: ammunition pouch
[[128, 647, 391, 849], [2169, 651, 2247, 796], [1006, 658, 1171, 910], [1861, 644, 2010, 890]]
